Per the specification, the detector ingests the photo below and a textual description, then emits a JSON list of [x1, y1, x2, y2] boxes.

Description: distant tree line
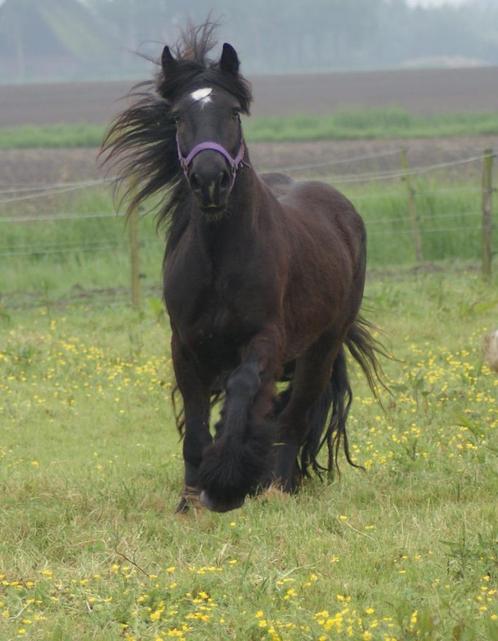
[[1, 0, 497, 82], [84, 0, 498, 73]]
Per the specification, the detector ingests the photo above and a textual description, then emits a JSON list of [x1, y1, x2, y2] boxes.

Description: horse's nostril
[[189, 172, 201, 191], [219, 170, 231, 190]]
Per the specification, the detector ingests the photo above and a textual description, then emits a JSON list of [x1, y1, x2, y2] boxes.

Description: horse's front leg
[[171, 332, 213, 513], [198, 325, 282, 512]]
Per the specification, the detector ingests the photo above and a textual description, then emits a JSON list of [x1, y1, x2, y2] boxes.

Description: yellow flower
[[150, 608, 163, 621]]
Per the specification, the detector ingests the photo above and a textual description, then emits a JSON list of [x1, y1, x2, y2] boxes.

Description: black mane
[[100, 22, 252, 252]]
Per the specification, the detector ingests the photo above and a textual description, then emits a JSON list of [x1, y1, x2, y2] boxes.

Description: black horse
[[102, 24, 383, 513]]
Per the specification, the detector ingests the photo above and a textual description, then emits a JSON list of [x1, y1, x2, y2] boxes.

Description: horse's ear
[[161, 46, 177, 73], [219, 43, 240, 75]]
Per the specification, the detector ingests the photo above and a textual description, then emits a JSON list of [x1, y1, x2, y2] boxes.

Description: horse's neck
[[194, 165, 266, 259]]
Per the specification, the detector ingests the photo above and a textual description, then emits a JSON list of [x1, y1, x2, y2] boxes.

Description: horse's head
[[162, 43, 248, 217]]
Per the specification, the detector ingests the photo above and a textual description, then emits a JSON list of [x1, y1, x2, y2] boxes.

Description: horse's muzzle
[[189, 154, 232, 212]]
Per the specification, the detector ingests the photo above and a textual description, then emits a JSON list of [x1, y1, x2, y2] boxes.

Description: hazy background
[[1, 0, 498, 84]]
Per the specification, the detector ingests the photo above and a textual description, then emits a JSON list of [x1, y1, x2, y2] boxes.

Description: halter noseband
[[176, 134, 246, 189]]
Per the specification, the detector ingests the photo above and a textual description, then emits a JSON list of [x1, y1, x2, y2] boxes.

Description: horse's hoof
[[199, 490, 245, 513], [175, 485, 202, 513]]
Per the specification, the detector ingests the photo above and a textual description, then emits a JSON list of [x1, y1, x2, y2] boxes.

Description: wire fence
[[0, 211, 126, 224], [0, 147, 403, 197], [0, 149, 490, 205], [0, 147, 495, 305]]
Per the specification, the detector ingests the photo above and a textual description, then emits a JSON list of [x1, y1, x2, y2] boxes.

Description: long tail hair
[[300, 317, 388, 478]]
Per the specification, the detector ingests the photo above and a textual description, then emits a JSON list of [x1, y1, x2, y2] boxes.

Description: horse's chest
[[168, 275, 255, 354], [196, 295, 237, 340]]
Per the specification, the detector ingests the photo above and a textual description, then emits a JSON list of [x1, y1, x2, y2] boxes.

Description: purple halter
[[176, 133, 246, 188]]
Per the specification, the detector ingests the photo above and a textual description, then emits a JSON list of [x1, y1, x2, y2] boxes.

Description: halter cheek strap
[[176, 133, 246, 188]]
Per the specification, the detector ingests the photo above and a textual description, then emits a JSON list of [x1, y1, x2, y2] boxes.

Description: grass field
[[1, 109, 498, 149], [0, 269, 497, 641], [0, 175, 493, 305]]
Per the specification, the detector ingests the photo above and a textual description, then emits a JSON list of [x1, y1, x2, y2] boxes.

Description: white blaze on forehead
[[190, 87, 213, 106]]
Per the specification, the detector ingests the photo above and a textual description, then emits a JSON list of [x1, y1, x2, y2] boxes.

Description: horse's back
[[259, 169, 366, 294], [258, 175, 367, 350], [260, 172, 295, 198], [261, 172, 362, 233], [269, 177, 365, 251]]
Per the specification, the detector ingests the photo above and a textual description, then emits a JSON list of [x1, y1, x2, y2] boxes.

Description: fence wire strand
[[0, 150, 492, 264], [0, 151, 489, 205]]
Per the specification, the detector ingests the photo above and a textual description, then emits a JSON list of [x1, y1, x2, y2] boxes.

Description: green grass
[[0, 123, 106, 149], [0, 175, 493, 304], [0, 270, 497, 641], [245, 108, 498, 142], [1, 108, 498, 149]]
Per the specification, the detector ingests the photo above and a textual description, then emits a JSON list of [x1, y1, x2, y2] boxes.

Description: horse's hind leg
[[273, 333, 341, 492]]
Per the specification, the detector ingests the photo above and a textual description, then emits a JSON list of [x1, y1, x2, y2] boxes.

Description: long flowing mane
[[100, 22, 252, 252]]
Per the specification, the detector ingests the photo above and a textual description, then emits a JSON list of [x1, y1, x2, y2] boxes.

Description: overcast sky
[[0, 0, 479, 6], [406, 0, 475, 5]]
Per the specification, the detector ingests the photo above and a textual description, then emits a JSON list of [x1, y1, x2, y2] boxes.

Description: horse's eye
[[172, 114, 182, 125], [232, 109, 240, 120]]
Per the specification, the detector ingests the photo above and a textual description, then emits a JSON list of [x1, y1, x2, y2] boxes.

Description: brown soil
[[1, 137, 496, 190], [2, 66, 497, 192], [1, 66, 497, 127]]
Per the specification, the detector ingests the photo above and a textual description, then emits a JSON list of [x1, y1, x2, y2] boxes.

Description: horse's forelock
[[175, 21, 218, 64], [157, 21, 252, 113], [157, 65, 252, 114], [100, 21, 251, 255]]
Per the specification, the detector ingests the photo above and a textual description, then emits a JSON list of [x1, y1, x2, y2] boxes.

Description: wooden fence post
[[400, 148, 423, 263], [481, 148, 494, 280], [128, 202, 141, 308]]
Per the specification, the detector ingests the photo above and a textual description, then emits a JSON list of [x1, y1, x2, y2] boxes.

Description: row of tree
[[1, 0, 497, 83], [85, 0, 498, 72]]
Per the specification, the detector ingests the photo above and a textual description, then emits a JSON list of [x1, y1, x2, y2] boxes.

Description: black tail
[[301, 317, 387, 478], [345, 316, 387, 400]]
